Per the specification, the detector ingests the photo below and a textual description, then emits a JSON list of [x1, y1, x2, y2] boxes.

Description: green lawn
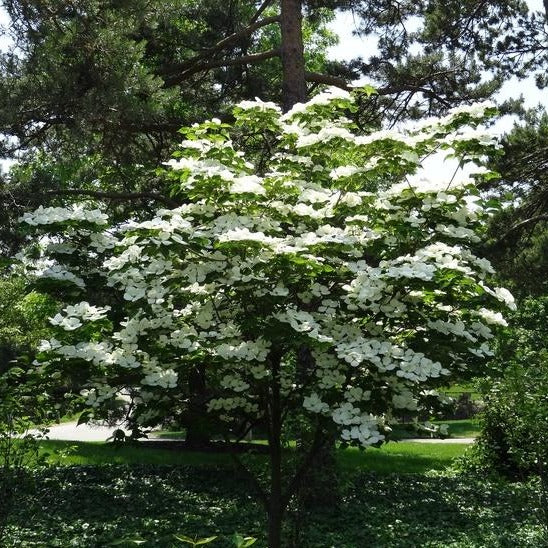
[[440, 418, 480, 437], [154, 418, 481, 444], [391, 419, 480, 440], [38, 439, 468, 475]]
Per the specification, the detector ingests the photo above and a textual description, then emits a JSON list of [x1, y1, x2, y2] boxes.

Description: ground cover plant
[[2, 463, 545, 547]]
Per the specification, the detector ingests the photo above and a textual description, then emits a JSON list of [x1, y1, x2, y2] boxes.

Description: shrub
[[461, 297, 547, 483]]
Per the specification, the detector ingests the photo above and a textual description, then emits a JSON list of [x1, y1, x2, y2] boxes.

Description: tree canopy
[[19, 89, 514, 545]]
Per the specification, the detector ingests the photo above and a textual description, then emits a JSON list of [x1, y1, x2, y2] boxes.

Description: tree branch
[[209, 15, 280, 57], [304, 74, 452, 109], [377, 84, 452, 107], [282, 420, 327, 507], [250, 0, 276, 25], [162, 16, 280, 86], [164, 49, 281, 87], [305, 71, 351, 91], [228, 452, 269, 508], [499, 214, 548, 241], [43, 189, 179, 208]]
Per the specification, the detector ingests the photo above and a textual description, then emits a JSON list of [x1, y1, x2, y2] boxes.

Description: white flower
[[494, 287, 516, 310], [49, 314, 82, 331], [230, 175, 266, 195], [476, 308, 507, 327], [303, 393, 329, 414], [20, 205, 108, 226], [237, 98, 281, 112]]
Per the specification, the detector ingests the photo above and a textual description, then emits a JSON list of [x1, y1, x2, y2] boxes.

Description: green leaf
[[357, 84, 378, 96], [231, 533, 257, 547], [77, 410, 93, 426], [173, 535, 217, 545], [109, 538, 147, 546], [194, 537, 218, 546]]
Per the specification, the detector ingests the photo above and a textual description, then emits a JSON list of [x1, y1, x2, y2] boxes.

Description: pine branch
[[162, 16, 280, 86], [164, 49, 281, 87], [250, 0, 277, 25], [305, 71, 351, 90], [499, 214, 548, 241]]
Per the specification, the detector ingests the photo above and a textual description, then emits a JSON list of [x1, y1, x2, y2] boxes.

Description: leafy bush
[[0, 367, 49, 541], [461, 297, 547, 481]]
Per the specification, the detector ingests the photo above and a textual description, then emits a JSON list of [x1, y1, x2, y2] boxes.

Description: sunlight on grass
[[337, 441, 469, 474], [38, 438, 469, 475]]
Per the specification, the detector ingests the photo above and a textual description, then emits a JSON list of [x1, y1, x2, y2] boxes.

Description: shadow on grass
[[40, 439, 235, 467], [40, 439, 467, 475]]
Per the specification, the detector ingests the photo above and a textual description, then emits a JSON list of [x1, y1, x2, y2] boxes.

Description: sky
[[327, 0, 548, 124]]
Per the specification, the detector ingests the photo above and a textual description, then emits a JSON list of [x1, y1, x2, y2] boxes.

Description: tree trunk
[[267, 350, 285, 548], [280, 0, 307, 112], [280, 0, 340, 515], [185, 364, 210, 447], [268, 447, 284, 548]]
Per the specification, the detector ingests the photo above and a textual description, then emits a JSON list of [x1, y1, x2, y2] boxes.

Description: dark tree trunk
[[185, 364, 210, 447], [280, 0, 307, 111], [280, 0, 341, 512], [267, 349, 286, 548]]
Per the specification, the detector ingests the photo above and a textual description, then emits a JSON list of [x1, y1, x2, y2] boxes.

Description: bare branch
[[250, 0, 276, 25], [227, 451, 269, 508], [282, 420, 327, 507], [304, 74, 452, 109], [210, 15, 280, 56], [305, 71, 351, 91], [377, 84, 452, 107]]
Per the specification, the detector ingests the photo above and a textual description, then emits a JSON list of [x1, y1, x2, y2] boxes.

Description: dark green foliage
[[0, 367, 49, 542], [462, 297, 548, 481], [0, 276, 56, 374], [484, 109, 548, 297], [1, 465, 545, 546]]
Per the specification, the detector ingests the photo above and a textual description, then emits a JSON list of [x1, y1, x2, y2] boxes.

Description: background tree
[[482, 108, 548, 297], [1, 0, 547, 246]]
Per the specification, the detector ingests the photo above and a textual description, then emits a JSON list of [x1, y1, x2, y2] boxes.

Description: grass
[[440, 384, 482, 401], [338, 442, 468, 474], [439, 418, 480, 437], [37, 438, 468, 475], [391, 419, 480, 440], [155, 418, 481, 442]]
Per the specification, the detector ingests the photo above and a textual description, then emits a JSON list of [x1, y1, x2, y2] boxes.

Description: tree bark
[[267, 350, 285, 548], [280, 0, 307, 112], [185, 364, 211, 447]]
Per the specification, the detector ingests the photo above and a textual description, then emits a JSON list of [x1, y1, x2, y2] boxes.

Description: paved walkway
[[403, 437, 475, 444], [39, 422, 476, 444], [40, 421, 130, 442]]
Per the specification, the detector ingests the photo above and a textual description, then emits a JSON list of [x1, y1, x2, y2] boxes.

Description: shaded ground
[[2, 465, 545, 547]]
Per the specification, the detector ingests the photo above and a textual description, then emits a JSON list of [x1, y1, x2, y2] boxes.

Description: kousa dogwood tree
[[19, 88, 515, 547]]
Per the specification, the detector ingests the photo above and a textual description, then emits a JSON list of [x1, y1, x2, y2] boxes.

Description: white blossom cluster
[[21, 205, 108, 226]]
